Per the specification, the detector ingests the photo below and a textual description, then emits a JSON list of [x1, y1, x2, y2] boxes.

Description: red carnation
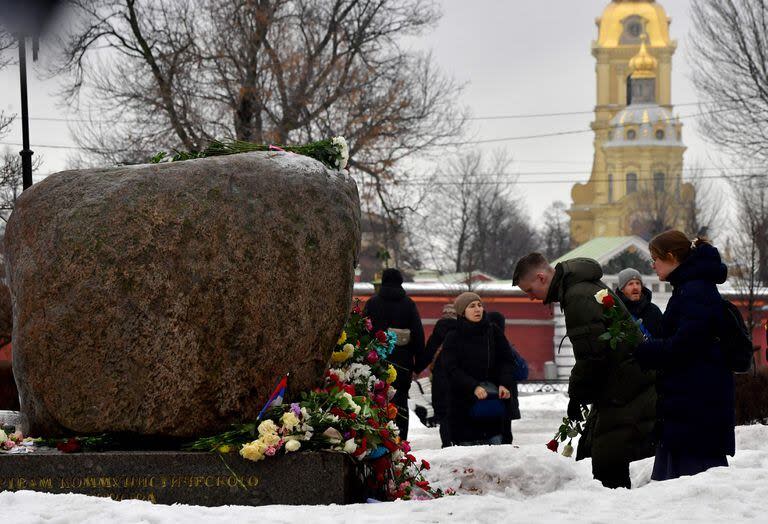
[[383, 439, 399, 452], [57, 437, 80, 453], [343, 384, 356, 396], [546, 439, 559, 452], [375, 330, 388, 344], [415, 480, 430, 489], [602, 294, 615, 309], [421, 459, 430, 470], [406, 453, 417, 463]]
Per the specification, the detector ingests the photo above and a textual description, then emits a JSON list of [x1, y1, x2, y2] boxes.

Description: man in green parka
[[513, 253, 656, 489]]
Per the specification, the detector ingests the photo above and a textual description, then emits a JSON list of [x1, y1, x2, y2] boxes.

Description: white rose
[[0, 430, 6, 442], [285, 439, 301, 452], [594, 289, 609, 304], [343, 438, 357, 454]]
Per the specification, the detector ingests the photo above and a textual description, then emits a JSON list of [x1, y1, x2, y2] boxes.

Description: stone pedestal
[[0, 450, 364, 506]]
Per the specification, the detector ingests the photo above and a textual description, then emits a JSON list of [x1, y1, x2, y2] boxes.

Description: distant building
[[570, 0, 694, 245]]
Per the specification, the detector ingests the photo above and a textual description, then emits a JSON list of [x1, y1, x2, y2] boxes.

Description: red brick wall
[[355, 294, 556, 380]]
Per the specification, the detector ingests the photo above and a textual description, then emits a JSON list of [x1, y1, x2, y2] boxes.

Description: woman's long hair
[[649, 230, 710, 262]]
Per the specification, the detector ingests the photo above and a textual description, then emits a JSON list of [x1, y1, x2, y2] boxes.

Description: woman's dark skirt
[[651, 443, 728, 481]]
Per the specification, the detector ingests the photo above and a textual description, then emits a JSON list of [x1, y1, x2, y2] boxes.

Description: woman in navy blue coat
[[634, 231, 735, 481]]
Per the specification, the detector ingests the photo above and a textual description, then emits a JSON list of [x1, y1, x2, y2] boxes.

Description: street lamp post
[[17, 34, 34, 191]]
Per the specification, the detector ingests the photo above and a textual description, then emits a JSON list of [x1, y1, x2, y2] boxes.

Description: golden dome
[[596, 0, 671, 48], [629, 35, 657, 78]]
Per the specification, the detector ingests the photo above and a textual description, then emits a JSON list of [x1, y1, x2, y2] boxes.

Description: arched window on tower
[[626, 172, 638, 194], [654, 172, 665, 193], [608, 175, 614, 202]]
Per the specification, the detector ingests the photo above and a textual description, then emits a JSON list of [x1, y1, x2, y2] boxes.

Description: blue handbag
[[469, 382, 506, 419]]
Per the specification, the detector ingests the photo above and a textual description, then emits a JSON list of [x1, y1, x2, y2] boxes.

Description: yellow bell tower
[[569, 0, 693, 245]]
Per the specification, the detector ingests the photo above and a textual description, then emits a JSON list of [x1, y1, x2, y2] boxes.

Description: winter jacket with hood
[[634, 243, 735, 457], [545, 258, 656, 467]]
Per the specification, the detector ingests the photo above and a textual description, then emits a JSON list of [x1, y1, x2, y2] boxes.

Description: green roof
[[552, 236, 649, 266]]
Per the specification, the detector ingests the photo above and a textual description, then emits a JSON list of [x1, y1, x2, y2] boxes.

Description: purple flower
[[291, 403, 301, 417]]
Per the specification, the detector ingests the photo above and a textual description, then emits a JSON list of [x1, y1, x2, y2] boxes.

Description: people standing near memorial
[[513, 253, 655, 489], [441, 292, 518, 446], [634, 231, 735, 481], [616, 267, 663, 338], [363, 268, 425, 440]]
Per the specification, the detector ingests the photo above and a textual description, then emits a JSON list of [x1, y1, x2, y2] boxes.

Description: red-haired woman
[[634, 230, 735, 481]]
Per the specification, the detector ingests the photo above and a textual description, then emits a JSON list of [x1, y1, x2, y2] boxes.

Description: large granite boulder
[[4, 152, 360, 438]]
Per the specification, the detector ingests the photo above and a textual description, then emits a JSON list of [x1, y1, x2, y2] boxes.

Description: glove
[[567, 399, 584, 422]]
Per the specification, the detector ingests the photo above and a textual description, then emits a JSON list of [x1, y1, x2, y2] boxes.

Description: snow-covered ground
[[3, 393, 767, 523]]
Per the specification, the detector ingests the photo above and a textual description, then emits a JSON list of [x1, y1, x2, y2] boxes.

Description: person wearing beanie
[[363, 268, 425, 440], [616, 268, 663, 338], [440, 293, 518, 446]]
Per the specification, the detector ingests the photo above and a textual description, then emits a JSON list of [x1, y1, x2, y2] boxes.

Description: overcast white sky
[[0, 0, 722, 222]]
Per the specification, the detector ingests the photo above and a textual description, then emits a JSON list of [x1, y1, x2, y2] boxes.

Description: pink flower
[[265, 446, 277, 456], [365, 318, 373, 331], [3, 440, 15, 450], [401, 441, 411, 453], [366, 350, 379, 364]]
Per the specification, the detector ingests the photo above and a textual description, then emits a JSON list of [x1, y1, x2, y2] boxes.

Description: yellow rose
[[285, 439, 301, 452], [281, 411, 300, 431], [386, 364, 397, 384], [240, 440, 267, 462], [260, 432, 281, 447], [258, 419, 278, 436], [337, 331, 347, 345]]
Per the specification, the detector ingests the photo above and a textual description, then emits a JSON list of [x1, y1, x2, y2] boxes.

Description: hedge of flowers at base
[[187, 302, 447, 501]]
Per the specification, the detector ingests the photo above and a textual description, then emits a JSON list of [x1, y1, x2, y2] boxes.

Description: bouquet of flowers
[[594, 289, 643, 350], [151, 136, 350, 171], [188, 301, 444, 501], [546, 404, 591, 459]]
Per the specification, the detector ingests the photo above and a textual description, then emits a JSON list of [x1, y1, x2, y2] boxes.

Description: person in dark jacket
[[363, 268, 425, 441], [442, 292, 517, 446], [487, 312, 522, 444], [423, 303, 458, 447], [513, 253, 656, 489], [616, 268, 664, 338], [634, 231, 735, 481]]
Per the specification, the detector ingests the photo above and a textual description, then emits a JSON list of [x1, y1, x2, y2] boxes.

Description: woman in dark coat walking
[[634, 231, 735, 481], [442, 292, 517, 446], [363, 268, 425, 440]]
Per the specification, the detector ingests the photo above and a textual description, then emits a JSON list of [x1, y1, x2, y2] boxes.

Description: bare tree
[[728, 171, 768, 333], [681, 164, 724, 238], [54, 0, 466, 245], [690, 0, 768, 164], [541, 201, 570, 260], [0, 149, 42, 226], [416, 150, 538, 279]]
